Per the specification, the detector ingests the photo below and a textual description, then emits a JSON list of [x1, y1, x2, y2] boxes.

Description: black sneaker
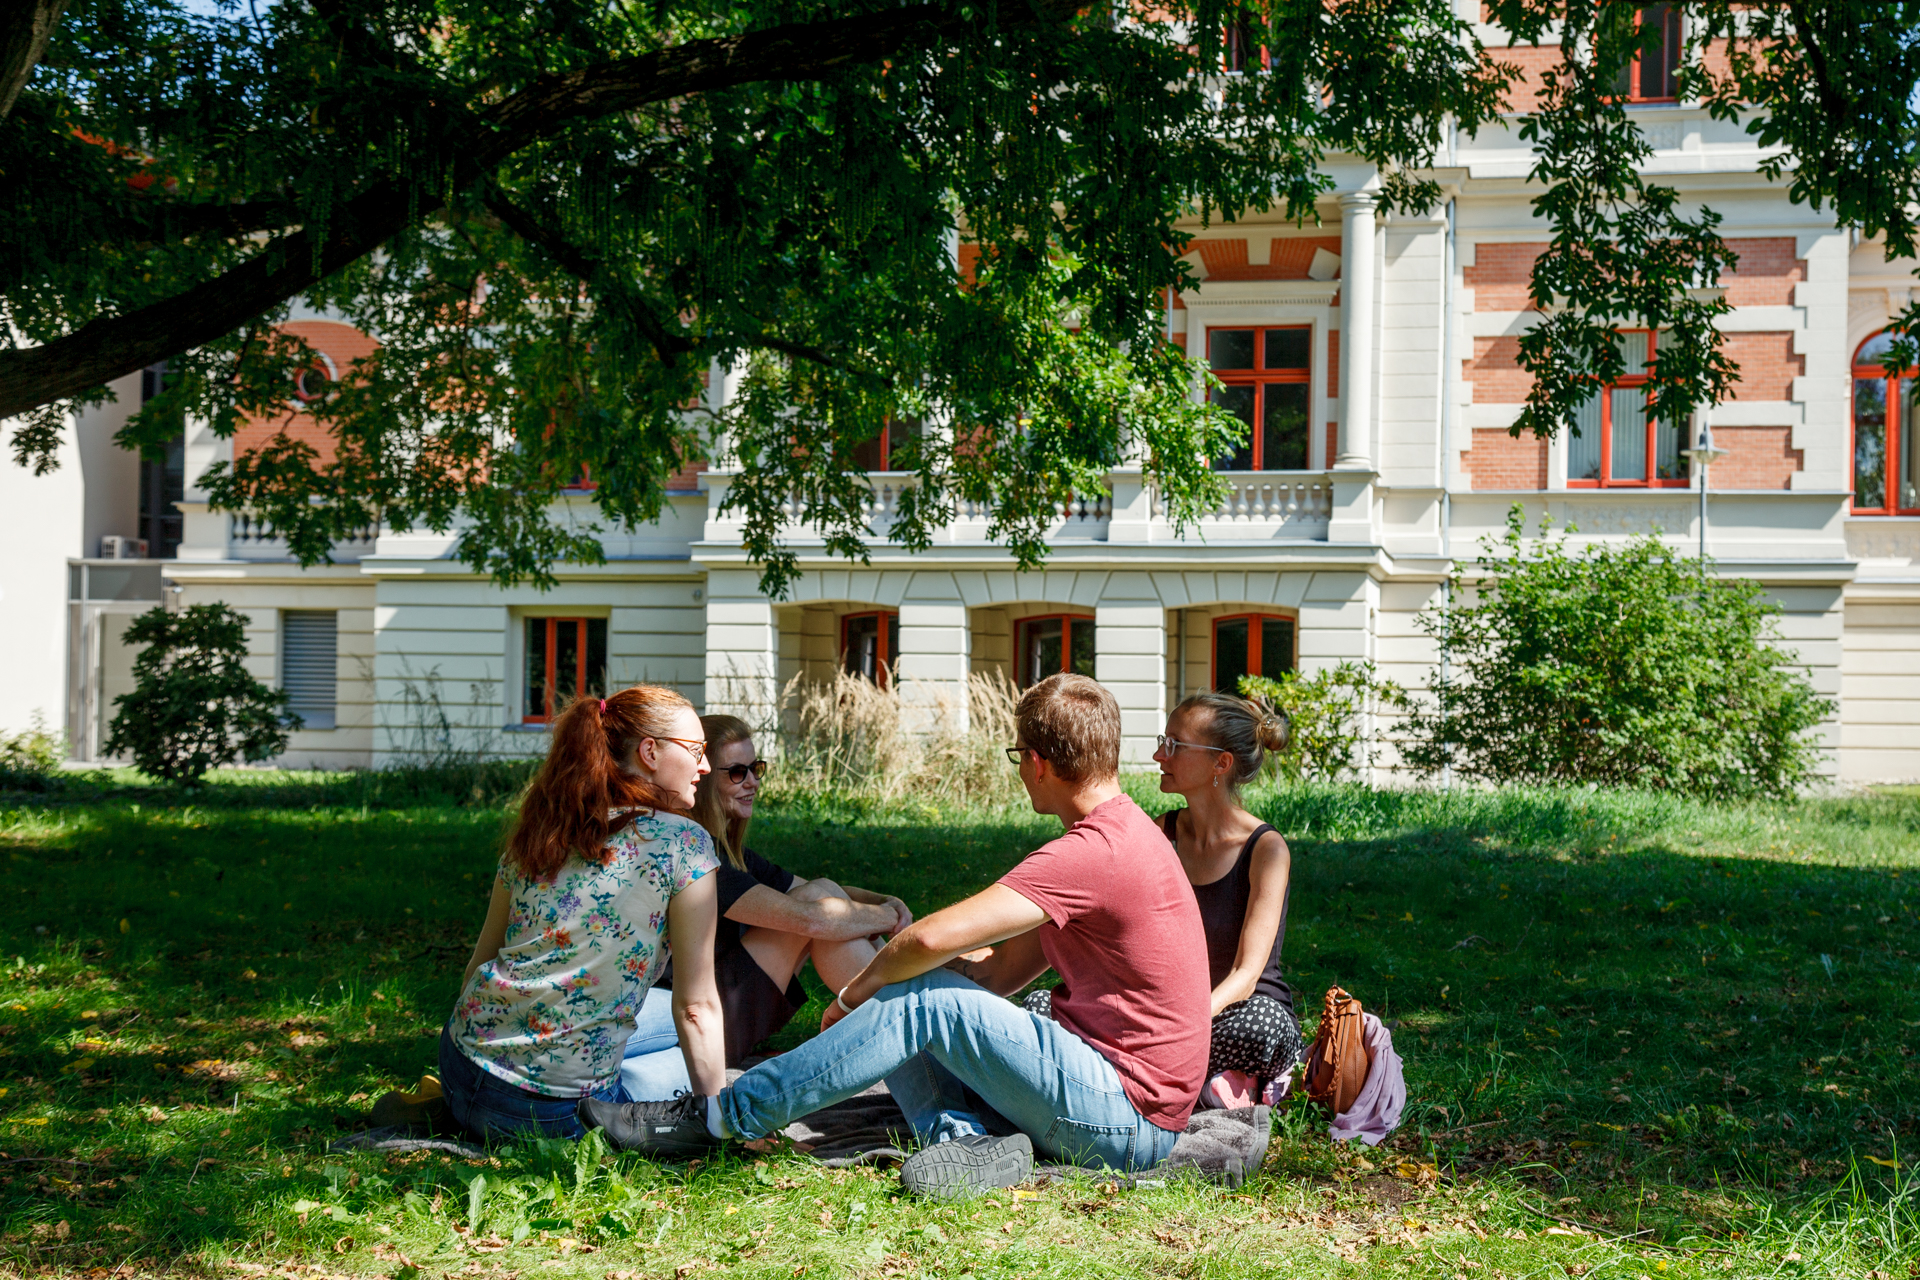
[[577, 1093, 721, 1158], [899, 1133, 1033, 1201]]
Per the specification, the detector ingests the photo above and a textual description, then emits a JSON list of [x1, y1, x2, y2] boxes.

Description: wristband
[[835, 987, 856, 1015]]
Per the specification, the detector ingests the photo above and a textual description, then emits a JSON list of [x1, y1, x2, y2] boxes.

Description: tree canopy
[[3, 1, 1918, 592]]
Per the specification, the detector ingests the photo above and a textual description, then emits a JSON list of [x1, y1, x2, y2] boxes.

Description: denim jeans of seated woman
[[437, 1024, 634, 1141], [618, 986, 693, 1101], [716, 969, 1184, 1172]]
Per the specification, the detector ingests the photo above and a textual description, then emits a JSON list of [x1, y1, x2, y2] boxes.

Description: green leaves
[[1400, 504, 1833, 799], [103, 603, 295, 785]]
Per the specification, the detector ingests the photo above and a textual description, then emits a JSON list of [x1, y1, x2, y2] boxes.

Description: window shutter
[[283, 611, 338, 730]]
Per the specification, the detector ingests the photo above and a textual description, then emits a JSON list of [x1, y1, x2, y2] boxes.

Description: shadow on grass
[[0, 776, 1915, 1265]]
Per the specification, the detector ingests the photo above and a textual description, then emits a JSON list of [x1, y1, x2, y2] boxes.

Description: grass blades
[[0, 770, 1915, 1278]]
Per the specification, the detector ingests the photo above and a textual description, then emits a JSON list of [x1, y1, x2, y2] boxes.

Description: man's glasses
[[650, 736, 707, 763], [1004, 745, 1048, 765], [1155, 734, 1228, 756], [723, 759, 771, 784]]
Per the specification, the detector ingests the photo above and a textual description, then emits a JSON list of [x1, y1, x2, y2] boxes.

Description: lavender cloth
[[1327, 1012, 1404, 1146]]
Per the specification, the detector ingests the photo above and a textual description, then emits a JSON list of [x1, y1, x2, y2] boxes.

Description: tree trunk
[[0, 0, 68, 119]]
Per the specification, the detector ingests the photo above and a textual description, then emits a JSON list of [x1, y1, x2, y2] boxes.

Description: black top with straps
[[1161, 810, 1294, 1016]]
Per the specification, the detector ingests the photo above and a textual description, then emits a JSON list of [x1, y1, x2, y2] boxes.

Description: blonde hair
[[690, 713, 755, 870], [1174, 691, 1290, 796], [1015, 673, 1120, 784]]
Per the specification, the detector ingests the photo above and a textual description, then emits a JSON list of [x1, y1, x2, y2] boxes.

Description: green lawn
[[2, 769, 1917, 1279]]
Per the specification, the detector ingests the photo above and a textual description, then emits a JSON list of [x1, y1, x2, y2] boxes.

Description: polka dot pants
[[1021, 989, 1303, 1081]]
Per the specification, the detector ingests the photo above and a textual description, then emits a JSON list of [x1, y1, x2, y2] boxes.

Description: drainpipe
[[1439, 194, 1458, 791]]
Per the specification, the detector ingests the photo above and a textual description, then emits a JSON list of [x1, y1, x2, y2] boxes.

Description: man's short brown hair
[[1015, 673, 1120, 783]]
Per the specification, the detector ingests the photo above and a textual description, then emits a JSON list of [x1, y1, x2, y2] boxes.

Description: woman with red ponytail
[[437, 685, 727, 1140]]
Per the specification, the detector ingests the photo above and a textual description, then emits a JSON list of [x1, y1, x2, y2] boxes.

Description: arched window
[[1852, 331, 1918, 514]]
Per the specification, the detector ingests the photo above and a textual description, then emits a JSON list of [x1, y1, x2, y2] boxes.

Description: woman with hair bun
[[1148, 690, 1302, 1109], [437, 685, 727, 1140]]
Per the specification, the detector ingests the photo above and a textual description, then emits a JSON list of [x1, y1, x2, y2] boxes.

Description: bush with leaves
[[1239, 663, 1406, 784], [1399, 506, 1832, 798], [0, 712, 64, 788], [105, 604, 295, 784]]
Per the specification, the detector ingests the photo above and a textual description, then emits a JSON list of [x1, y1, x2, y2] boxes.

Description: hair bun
[[1257, 710, 1291, 753]]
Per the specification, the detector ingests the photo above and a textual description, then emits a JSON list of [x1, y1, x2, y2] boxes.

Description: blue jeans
[[719, 969, 1183, 1172], [438, 1025, 632, 1141], [619, 987, 693, 1101]]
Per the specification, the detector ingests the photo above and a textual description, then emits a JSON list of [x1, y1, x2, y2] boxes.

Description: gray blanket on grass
[[335, 1086, 1271, 1188]]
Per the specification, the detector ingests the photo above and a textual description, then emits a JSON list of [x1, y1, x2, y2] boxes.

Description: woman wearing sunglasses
[[1146, 691, 1301, 1110], [620, 713, 913, 1099], [434, 686, 727, 1139]]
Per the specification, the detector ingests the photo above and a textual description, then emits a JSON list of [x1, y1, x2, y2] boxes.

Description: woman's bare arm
[[1211, 832, 1291, 1017], [461, 873, 512, 989], [665, 873, 727, 1096], [724, 882, 898, 942]]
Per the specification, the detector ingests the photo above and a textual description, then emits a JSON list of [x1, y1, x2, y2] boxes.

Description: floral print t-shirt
[[449, 809, 718, 1097]]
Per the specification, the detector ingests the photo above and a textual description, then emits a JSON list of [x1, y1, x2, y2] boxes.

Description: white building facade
[[7, 43, 1920, 784]]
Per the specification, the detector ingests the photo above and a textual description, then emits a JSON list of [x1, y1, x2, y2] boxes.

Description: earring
[[1213, 775, 1221, 788]]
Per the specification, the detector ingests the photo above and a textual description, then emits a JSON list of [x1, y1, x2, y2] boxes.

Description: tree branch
[[478, 186, 695, 366], [0, 1, 1080, 418]]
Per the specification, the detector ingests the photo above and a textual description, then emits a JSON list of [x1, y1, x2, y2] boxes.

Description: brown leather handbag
[[1305, 986, 1372, 1117]]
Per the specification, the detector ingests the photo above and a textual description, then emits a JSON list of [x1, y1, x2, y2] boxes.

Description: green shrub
[[1240, 662, 1407, 783], [0, 712, 64, 789], [104, 603, 295, 784], [1399, 504, 1832, 798]]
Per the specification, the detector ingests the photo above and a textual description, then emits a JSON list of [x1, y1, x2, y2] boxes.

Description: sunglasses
[[723, 759, 771, 784]]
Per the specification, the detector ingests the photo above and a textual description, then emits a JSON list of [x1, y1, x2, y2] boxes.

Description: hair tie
[[598, 698, 607, 713]]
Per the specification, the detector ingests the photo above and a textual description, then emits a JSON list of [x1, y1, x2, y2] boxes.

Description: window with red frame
[[524, 617, 608, 723], [1014, 614, 1096, 688], [1208, 327, 1312, 471], [1608, 3, 1682, 102], [849, 417, 923, 472], [1567, 330, 1688, 487], [1223, 14, 1266, 73], [842, 611, 899, 685], [1852, 331, 1920, 514], [1212, 614, 1295, 692]]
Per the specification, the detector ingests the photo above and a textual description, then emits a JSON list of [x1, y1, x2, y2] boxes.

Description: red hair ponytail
[[506, 685, 694, 881]]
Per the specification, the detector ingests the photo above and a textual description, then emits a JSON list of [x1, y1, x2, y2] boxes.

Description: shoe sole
[[900, 1134, 1034, 1201]]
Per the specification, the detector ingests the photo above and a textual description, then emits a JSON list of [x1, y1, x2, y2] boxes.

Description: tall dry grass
[[764, 668, 1024, 808]]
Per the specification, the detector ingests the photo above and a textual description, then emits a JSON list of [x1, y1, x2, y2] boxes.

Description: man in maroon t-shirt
[[585, 674, 1213, 1201]]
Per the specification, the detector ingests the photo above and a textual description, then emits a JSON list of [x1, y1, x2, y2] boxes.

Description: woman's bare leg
[[739, 878, 881, 994]]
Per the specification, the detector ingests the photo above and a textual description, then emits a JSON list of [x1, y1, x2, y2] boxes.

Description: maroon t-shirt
[[998, 794, 1210, 1130]]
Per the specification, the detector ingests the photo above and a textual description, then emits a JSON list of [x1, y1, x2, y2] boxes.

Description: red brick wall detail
[[1327, 329, 1340, 400], [1465, 427, 1547, 490], [1720, 332, 1802, 401], [1484, 45, 1559, 114], [1325, 422, 1337, 469], [1193, 235, 1343, 282], [1469, 336, 1532, 403], [1469, 239, 1804, 312], [1711, 426, 1802, 490], [233, 320, 377, 466]]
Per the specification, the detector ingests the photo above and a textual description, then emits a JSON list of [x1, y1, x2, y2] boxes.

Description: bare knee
[[789, 877, 850, 903]]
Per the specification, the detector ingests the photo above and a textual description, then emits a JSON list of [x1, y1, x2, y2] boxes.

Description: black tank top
[[1162, 810, 1293, 1015]]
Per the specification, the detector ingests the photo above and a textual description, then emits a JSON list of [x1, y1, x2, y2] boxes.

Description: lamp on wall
[[1680, 407, 1729, 561]]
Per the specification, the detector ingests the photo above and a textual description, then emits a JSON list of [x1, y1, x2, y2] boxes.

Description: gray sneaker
[[576, 1093, 720, 1158], [899, 1133, 1033, 1201]]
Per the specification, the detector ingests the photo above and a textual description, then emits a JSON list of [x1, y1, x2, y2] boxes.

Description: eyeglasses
[[1155, 734, 1229, 756], [1004, 745, 1047, 765], [723, 759, 770, 783], [649, 736, 707, 763]]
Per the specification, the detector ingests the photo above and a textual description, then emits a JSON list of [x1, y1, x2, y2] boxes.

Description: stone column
[[1336, 193, 1378, 471], [703, 570, 777, 729], [1095, 589, 1167, 768], [897, 600, 971, 736]]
